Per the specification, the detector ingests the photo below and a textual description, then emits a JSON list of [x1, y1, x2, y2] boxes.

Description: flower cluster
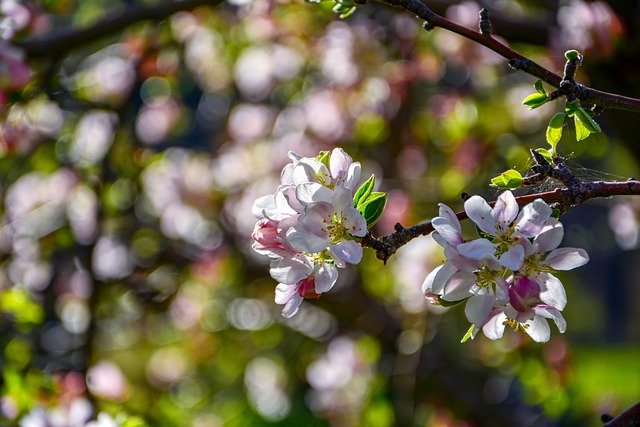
[[252, 149, 386, 317], [423, 190, 589, 343]]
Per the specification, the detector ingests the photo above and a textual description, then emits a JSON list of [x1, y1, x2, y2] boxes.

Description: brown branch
[[377, 0, 640, 113], [602, 402, 640, 427], [365, 178, 640, 263], [15, 0, 223, 59]]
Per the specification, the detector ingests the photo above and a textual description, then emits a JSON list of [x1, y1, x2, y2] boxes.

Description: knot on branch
[[422, 20, 435, 31], [479, 8, 491, 35], [508, 58, 531, 71]]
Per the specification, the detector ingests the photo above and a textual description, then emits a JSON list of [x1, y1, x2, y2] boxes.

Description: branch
[[376, 0, 640, 113], [602, 402, 640, 427], [16, 0, 223, 59], [364, 158, 640, 263]]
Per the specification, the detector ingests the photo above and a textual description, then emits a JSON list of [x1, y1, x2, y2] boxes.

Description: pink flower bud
[[252, 218, 284, 252], [509, 276, 541, 313]]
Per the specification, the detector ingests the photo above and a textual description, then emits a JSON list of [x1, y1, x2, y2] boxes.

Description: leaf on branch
[[490, 169, 524, 189], [574, 116, 591, 141], [357, 191, 388, 228], [536, 148, 553, 164], [461, 324, 476, 343], [353, 174, 375, 208], [522, 92, 550, 109], [534, 79, 546, 95], [565, 100, 601, 141], [546, 112, 565, 154]]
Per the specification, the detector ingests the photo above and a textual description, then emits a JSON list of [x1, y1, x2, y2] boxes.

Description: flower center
[[325, 214, 349, 244], [502, 318, 529, 332]]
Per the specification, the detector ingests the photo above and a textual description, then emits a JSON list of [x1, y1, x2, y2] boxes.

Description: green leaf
[[575, 106, 601, 133], [490, 169, 524, 189], [438, 296, 469, 308], [546, 112, 565, 153], [353, 174, 375, 208], [565, 49, 580, 61], [574, 115, 591, 141], [461, 324, 476, 343], [357, 191, 387, 228], [522, 92, 549, 109], [536, 148, 553, 164], [565, 99, 580, 116], [534, 79, 546, 95], [316, 150, 330, 168]]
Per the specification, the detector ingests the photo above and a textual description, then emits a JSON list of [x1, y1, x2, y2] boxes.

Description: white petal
[[442, 271, 476, 301], [533, 218, 563, 253], [499, 244, 525, 271], [457, 238, 497, 260], [252, 194, 275, 219], [444, 248, 481, 272], [275, 283, 298, 304], [331, 240, 363, 264], [315, 263, 339, 293], [422, 264, 442, 294], [482, 310, 507, 340], [296, 182, 333, 205], [286, 223, 328, 253], [438, 203, 462, 235], [330, 148, 352, 179], [535, 306, 567, 333], [515, 199, 552, 238], [269, 255, 313, 284], [492, 191, 519, 230], [524, 315, 551, 342], [544, 248, 589, 270], [432, 216, 463, 245], [465, 294, 495, 326], [342, 207, 367, 237], [464, 195, 497, 235], [282, 293, 304, 318], [538, 272, 567, 310]]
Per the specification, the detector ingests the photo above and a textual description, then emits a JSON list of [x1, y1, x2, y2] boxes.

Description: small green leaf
[[461, 324, 476, 343], [546, 112, 565, 153], [522, 92, 549, 109], [575, 106, 601, 133], [438, 296, 469, 308], [574, 116, 591, 141], [490, 169, 524, 189], [534, 79, 546, 95], [565, 99, 580, 116], [357, 191, 387, 228], [565, 49, 580, 61], [353, 174, 375, 208], [551, 209, 561, 220], [316, 150, 330, 168], [536, 148, 554, 164]]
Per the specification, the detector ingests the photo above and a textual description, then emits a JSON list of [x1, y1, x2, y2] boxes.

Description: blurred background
[[0, 0, 639, 426]]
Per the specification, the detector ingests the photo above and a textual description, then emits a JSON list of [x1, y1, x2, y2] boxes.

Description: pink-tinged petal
[[509, 276, 541, 312], [465, 294, 495, 326], [344, 163, 361, 192], [287, 151, 303, 162], [538, 272, 567, 310], [482, 310, 508, 340], [431, 261, 458, 294], [495, 276, 509, 305], [544, 248, 589, 270], [281, 163, 295, 185], [270, 255, 313, 284], [275, 283, 298, 304], [457, 238, 497, 260], [422, 264, 442, 295], [315, 263, 339, 293], [331, 240, 363, 264], [464, 195, 496, 235], [286, 223, 328, 253], [342, 207, 367, 237], [432, 217, 463, 245], [493, 191, 519, 230], [442, 271, 476, 301], [534, 306, 567, 333], [252, 194, 275, 219], [438, 203, 461, 234], [515, 199, 552, 238], [432, 231, 447, 248], [278, 185, 304, 214], [282, 292, 304, 318], [330, 148, 352, 181], [499, 244, 525, 271], [296, 182, 333, 205], [524, 315, 551, 343], [444, 247, 481, 272], [331, 185, 354, 211], [300, 201, 333, 230], [533, 218, 563, 253]]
